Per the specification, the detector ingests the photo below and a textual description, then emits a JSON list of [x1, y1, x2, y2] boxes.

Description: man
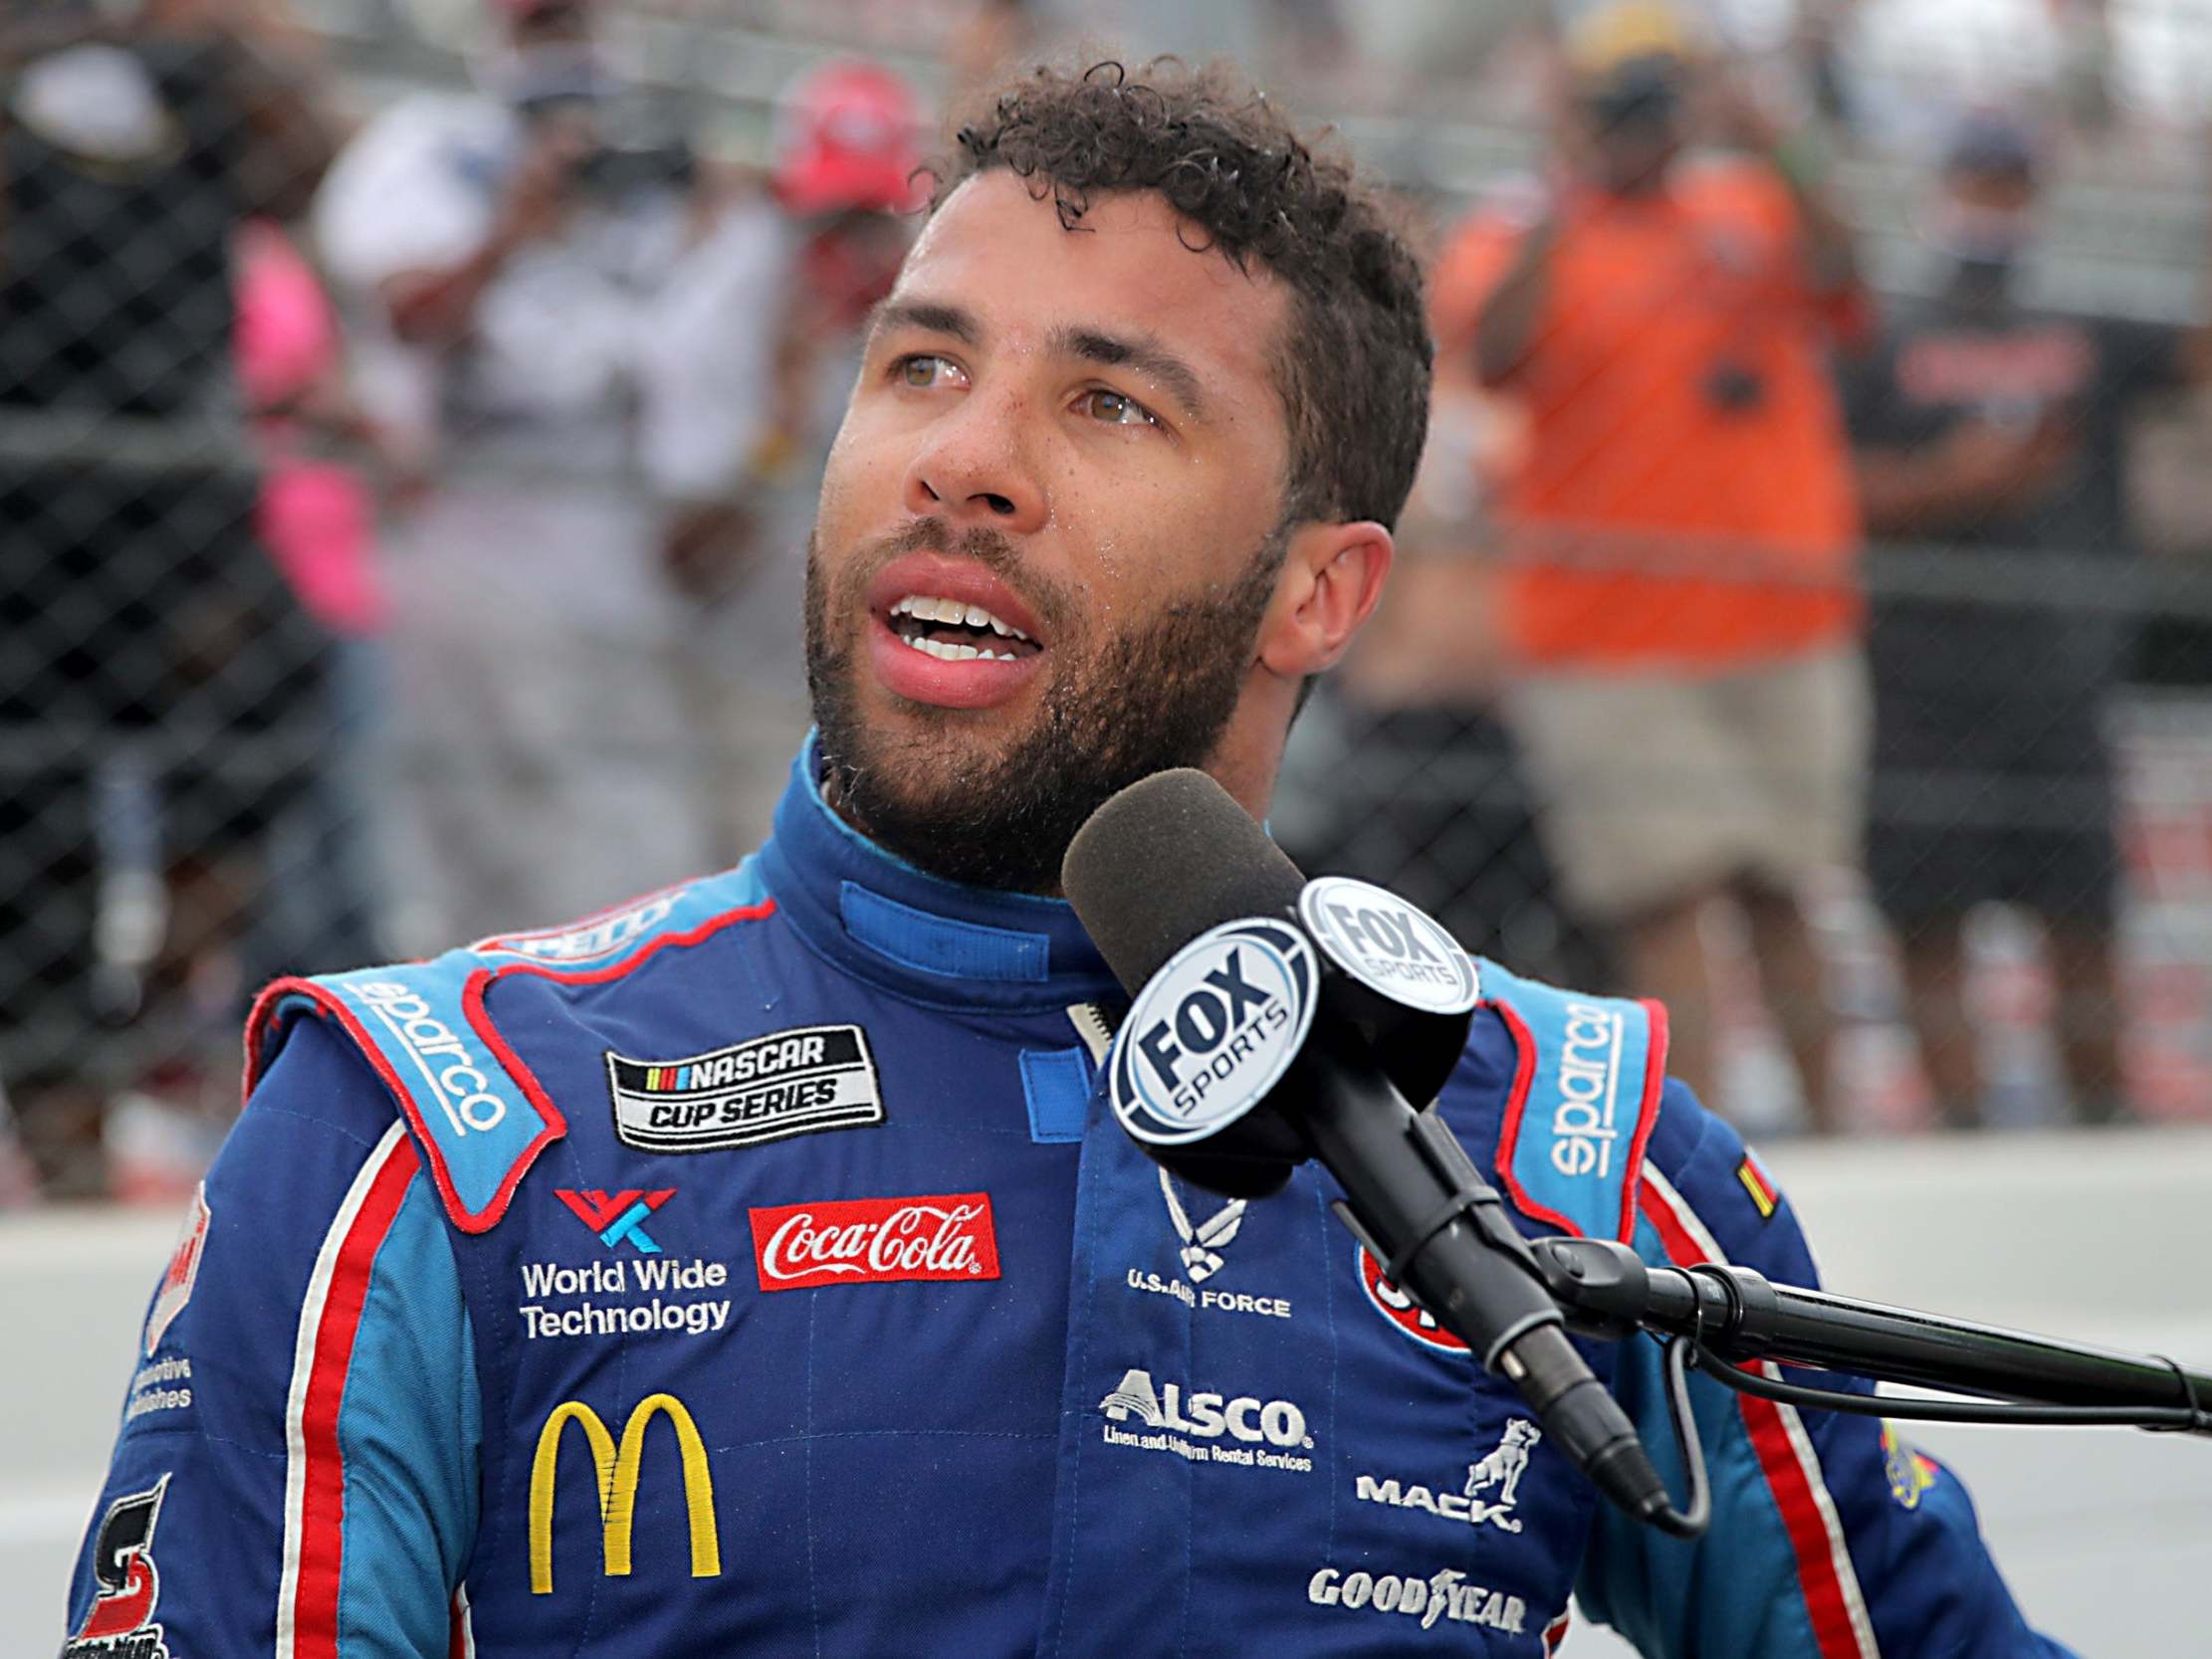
[[1449, 2, 1870, 1132], [68, 60, 2071, 1659], [312, 4, 917, 942], [1847, 111, 2208, 1128]]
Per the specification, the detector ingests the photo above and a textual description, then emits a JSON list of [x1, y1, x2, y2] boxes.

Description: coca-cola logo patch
[[749, 1192, 1001, 1292]]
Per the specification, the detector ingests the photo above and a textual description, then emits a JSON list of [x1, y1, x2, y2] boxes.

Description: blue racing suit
[[67, 738, 2076, 1657]]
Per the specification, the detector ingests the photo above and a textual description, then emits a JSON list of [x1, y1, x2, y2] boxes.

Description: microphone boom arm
[[1531, 1236, 2212, 1435]]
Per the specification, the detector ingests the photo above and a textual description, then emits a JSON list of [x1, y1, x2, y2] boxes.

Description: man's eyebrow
[[868, 299, 982, 347], [1050, 324, 1212, 423]]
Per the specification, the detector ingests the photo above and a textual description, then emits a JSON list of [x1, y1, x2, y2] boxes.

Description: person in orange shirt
[[1440, 3, 1869, 1132]]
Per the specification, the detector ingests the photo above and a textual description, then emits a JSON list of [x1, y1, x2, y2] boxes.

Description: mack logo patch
[[1110, 918, 1316, 1147], [142, 1185, 209, 1357], [1354, 1419, 1541, 1535], [607, 1024, 883, 1153], [1298, 876, 1478, 1016], [750, 1192, 999, 1290], [1357, 1247, 1470, 1353]]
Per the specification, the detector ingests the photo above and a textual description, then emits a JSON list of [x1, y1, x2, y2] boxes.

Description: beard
[[803, 518, 1286, 895]]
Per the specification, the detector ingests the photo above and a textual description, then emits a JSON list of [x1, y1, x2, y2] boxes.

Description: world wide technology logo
[[556, 1188, 676, 1254]]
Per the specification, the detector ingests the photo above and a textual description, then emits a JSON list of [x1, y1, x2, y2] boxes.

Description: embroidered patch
[[749, 1192, 999, 1290], [1357, 1246, 1470, 1355], [555, 1188, 676, 1253], [606, 1025, 883, 1153], [1736, 1151, 1779, 1221], [1881, 1421, 1940, 1510], [142, 1186, 209, 1358], [65, 1475, 172, 1657]]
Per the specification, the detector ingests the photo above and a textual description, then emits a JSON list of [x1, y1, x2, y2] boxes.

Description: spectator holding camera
[[1845, 111, 2212, 1128], [314, 2, 917, 945], [1442, 0, 1869, 1131]]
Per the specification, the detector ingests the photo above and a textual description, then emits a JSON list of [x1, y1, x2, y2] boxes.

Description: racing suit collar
[[758, 732, 1124, 1012]]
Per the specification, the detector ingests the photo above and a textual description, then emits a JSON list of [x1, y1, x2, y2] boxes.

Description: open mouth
[[885, 593, 1044, 664]]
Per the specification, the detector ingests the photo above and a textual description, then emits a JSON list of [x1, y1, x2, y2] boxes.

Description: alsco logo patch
[[749, 1193, 999, 1291], [556, 1188, 675, 1254], [606, 1025, 883, 1153]]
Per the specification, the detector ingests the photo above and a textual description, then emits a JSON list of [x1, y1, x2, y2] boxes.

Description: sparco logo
[[1307, 1564, 1528, 1635], [477, 893, 680, 962], [346, 980, 505, 1135], [749, 1192, 1001, 1291], [1110, 918, 1316, 1146], [1297, 877, 1478, 1016], [1551, 1002, 1625, 1178]]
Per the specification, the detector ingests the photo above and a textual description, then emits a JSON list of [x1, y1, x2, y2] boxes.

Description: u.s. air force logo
[[606, 1025, 883, 1153]]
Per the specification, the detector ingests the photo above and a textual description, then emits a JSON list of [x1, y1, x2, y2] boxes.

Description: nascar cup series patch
[[1297, 877, 1478, 1017], [1110, 918, 1317, 1147], [606, 1024, 884, 1153]]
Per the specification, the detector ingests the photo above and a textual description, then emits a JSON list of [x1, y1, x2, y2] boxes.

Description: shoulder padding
[[244, 866, 774, 1234], [1476, 957, 1669, 1245]]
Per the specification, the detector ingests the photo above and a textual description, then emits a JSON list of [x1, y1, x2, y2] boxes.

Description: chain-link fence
[[4, 0, 2211, 1200]]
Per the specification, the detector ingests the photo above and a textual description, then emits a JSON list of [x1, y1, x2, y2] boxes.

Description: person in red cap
[[310, 18, 920, 947]]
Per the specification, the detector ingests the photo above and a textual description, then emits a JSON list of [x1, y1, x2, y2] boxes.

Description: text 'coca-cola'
[[749, 1192, 1001, 1292]]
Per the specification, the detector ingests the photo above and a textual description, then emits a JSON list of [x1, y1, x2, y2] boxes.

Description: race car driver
[[66, 59, 2075, 1659]]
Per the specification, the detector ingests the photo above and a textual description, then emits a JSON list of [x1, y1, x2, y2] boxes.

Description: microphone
[[1062, 768, 1677, 1530]]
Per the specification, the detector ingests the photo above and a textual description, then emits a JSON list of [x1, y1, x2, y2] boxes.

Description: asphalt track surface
[[8, 1127, 2208, 1653]]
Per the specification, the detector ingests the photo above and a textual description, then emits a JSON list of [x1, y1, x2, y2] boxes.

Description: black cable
[[1684, 1344, 2212, 1431], [2148, 1353, 2212, 1435], [1669, 1261, 2211, 1432], [1646, 1332, 1712, 1539]]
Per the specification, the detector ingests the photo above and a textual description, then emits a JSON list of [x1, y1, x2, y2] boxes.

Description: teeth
[[890, 593, 1032, 642], [902, 634, 1022, 664]]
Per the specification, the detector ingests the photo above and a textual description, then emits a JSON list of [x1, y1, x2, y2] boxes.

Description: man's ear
[[1257, 519, 1395, 681]]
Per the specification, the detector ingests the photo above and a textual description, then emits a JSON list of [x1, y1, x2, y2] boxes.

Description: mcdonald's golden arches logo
[[529, 1391, 722, 1595]]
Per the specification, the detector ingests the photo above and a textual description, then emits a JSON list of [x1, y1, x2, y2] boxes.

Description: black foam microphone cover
[[1061, 768, 1306, 996]]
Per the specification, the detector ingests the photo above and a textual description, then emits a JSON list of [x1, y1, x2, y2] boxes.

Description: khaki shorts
[[1508, 645, 1869, 925]]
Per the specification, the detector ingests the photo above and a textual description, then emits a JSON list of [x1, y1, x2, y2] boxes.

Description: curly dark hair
[[928, 60, 1433, 530]]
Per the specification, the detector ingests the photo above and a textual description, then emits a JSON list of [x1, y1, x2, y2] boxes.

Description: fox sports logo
[[1110, 918, 1317, 1146]]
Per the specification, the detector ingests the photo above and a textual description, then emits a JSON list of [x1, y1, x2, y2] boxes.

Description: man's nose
[[903, 386, 1048, 535]]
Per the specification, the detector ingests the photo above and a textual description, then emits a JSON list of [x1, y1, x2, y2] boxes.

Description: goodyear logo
[[529, 1393, 721, 1594]]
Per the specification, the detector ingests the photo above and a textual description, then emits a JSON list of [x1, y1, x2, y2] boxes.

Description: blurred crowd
[[3, 0, 2211, 1201]]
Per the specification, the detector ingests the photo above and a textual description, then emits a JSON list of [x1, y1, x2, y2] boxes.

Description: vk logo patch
[[557, 1188, 676, 1254]]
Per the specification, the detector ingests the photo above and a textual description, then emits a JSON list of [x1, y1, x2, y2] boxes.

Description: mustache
[[846, 518, 1072, 633]]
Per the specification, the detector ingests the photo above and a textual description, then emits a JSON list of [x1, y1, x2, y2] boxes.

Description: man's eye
[[1078, 388, 1159, 428], [896, 354, 962, 388]]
